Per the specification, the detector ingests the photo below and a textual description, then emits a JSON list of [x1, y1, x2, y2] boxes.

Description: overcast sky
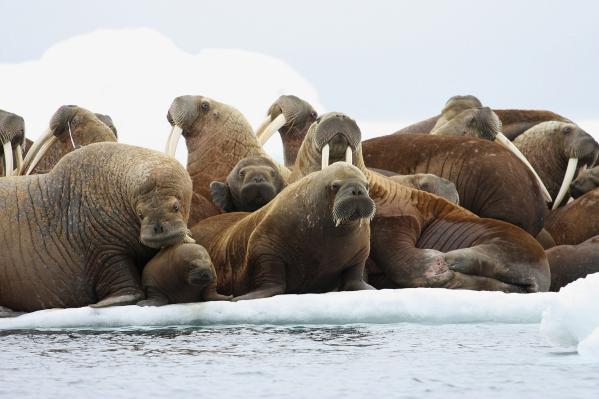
[[1, 0, 598, 122]]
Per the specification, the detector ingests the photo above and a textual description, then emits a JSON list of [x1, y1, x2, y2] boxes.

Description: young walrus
[[138, 243, 232, 306]]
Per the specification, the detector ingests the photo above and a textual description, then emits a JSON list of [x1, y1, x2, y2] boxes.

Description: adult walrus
[[0, 109, 25, 176], [138, 243, 231, 306], [191, 162, 376, 300], [547, 236, 599, 291], [544, 188, 599, 245], [165, 95, 290, 225], [210, 156, 286, 212], [0, 143, 193, 314], [21, 105, 118, 175], [513, 121, 599, 209], [290, 112, 550, 292]]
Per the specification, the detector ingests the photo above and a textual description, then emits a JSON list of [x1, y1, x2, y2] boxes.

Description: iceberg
[[0, 288, 556, 330]]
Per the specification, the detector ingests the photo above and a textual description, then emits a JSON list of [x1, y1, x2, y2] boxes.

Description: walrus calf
[[389, 174, 460, 205], [210, 156, 286, 212], [0, 142, 193, 313], [138, 243, 231, 306], [547, 235, 599, 291], [192, 162, 376, 300]]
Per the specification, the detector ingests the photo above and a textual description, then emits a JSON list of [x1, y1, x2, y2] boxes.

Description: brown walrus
[[0, 142, 193, 315], [191, 162, 376, 300], [165, 95, 289, 225], [290, 112, 550, 292], [21, 105, 118, 175], [547, 235, 599, 291], [255, 94, 318, 168], [138, 243, 231, 306], [0, 109, 25, 176], [210, 156, 286, 212], [513, 121, 599, 209], [545, 188, 599, 245], [431, 95, 483, 131], [569, 165, 599, 199]]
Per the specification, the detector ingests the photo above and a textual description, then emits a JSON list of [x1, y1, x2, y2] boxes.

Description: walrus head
[[21, 105, 118, 175], [210, 156, 286, 212], [256, 95, 318, 166], [320, 163, 376, 227], [432, 94, 483, 130], [173, 243, 217, 287], [391, 173, 460, 204], [312, 112, 362, 169], [0, 109, 25, 176], [94, 113, 118, 138], [569, 166, 599, 199]]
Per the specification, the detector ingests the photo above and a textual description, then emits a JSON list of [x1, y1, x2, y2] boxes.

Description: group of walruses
[[1, 94, 598, 317]]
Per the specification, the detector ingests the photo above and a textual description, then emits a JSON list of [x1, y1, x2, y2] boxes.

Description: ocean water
[[1, 323, 597, 399]]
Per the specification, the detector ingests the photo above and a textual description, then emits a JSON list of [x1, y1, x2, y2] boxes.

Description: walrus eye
[[172, 201, 181, 213], [562, 126, 571, 135], [201, 101, 210, 112], [330, 182, 341, 192], [310, 111, 318, 120], [137, 212, 144, 220], [239, 170, 245, 178]]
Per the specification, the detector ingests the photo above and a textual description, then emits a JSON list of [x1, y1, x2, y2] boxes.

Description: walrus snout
[[332, 180, 376, 226], [187, 264, 216, 287], [140, 219, 189, 249]]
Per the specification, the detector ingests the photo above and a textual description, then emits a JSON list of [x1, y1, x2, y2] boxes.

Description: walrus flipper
[[232, 258, 286, 301], [210, 181, 235, 212]]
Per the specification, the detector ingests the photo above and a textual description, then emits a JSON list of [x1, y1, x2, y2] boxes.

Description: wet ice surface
[[1, 324, 598, 399]]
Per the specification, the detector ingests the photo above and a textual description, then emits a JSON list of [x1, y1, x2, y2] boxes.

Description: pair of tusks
[[255, 114, 287, 145], [552, 157, 579, 210], [494, 133, 552, 203], [20, 129, 59, 175], [2, 142, 24, 176], [321, 144, 353, 169], [165, 125, 183, 157]]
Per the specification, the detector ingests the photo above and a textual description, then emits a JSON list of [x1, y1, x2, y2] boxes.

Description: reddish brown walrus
[[547, 235, 599, 291], [21, 105, 118, 175], [0, 143, 193, 315], [545, 188, 599, 245], [165, 95, 290, 225], [289, 112, 550, 292], [191, 162, 376, 300]]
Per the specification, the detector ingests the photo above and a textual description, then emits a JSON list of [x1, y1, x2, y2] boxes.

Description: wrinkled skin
[[0, 143, 192, 313], [569, 165, 599, 199], [26, 105, 118, 175], [513, 122, 599, 204], [210, 156, 286, 212], [431, 95, 483, 132], [431, 107, 502, 141], [138, 243, 231, 306], [166, 95, 289, 225], [0, 109, 25, 176], [389, 174, 459, 204], [545, 188, 599, 245], [291, 113, 550, 292], [191, 163, 375, 300], [257, 95, 318, 168], [547, 236, 599, 291]]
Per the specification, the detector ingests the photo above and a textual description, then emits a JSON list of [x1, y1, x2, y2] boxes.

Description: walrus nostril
[[352, 189, 363, 196], [153, 223, 165, 234], [253, 176, 265, 183]]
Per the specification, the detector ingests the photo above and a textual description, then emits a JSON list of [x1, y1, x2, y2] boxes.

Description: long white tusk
[[255, 116, 273, 138], [345, 146, 353, 164], [165, 125, 183, 157], [321, 143, 330, 170], [21, 128, 55, 175], [14, 144, 23, 175], [25, 136, 58, 175], [552, 157, 578, 210], [256, 114, 286, 146], [495, 133, 552, 203], [2, 142, 13, 176]]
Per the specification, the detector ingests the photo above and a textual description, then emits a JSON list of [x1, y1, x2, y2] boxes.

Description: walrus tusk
[[2, 142, 13, 176], [20, 128, 55, 175], [165, 125, 183, 157], [255, 116, 273, 139], [495, 133, 552, 203], [14, 144, 23, 175], [321, 143, 330, 170], [552, 157, 578, 210], [24, 136, 58, 175], [256, 114, 286, 145], [345, 146, 353, 164]]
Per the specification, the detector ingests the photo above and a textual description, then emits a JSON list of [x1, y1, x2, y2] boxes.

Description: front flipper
[[232, 255, 286, 301], [92, 255, 144, 308], [340, 261, 375, 291], [137, 287, 169, 307], [91, 293, 143, 308]]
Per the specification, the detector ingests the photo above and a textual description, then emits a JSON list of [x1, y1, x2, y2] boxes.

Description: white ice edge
[[0, 288, 557, 330]]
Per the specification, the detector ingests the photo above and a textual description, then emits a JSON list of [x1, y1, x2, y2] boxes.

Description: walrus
[[570, 165, 599, 199], [191, 162, 376, 300], [0, 109, 25, 176], [210, 156, 286, 212], [547, 235, 599, 291], [431, 95, 483, 131], [513, 121, 599, 209], [255, 95, 318, 168], [0, 142, 193, 314], [388, 173, 459, 204], [21, 105, 118, 175], [289, 112, 550, 292], [165, 95, 290, 225], [138, 243, 232, 306], [545, 188, 599, 245]]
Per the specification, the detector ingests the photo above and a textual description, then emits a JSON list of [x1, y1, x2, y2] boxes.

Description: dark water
[[0, 324, 597, 399]]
